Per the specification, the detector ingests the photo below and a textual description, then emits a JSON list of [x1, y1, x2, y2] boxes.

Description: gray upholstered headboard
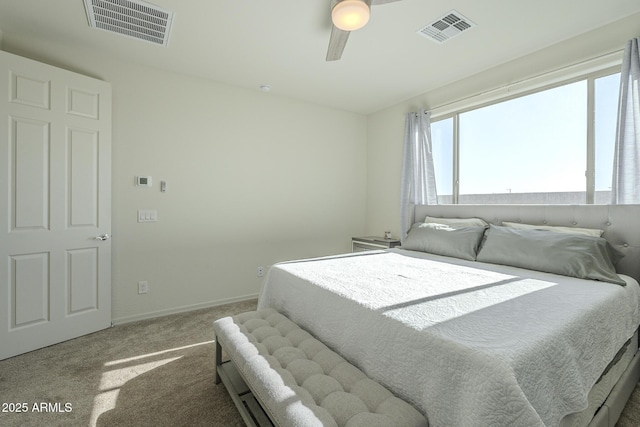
[[413, 204, 640, 284]]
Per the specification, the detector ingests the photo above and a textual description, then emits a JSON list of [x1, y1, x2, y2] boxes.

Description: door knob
[[95, 234, 111, 241]]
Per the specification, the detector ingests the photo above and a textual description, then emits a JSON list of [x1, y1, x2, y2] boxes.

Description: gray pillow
[[476, 225, 625, 285], [402, 223, 487, 261]]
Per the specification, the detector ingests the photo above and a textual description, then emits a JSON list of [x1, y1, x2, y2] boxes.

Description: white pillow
[[501, 221, 603, 237], [425, 216, 488, 228]]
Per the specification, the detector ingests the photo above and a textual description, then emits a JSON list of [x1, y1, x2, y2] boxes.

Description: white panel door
[[0, 50, 112, 360]]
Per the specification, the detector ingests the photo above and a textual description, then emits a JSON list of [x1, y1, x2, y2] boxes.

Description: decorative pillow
[[476, 225, 625, 285], [502, 221, 604, 237], [402, 223, 487, 261], [424, 216, 489, 228]]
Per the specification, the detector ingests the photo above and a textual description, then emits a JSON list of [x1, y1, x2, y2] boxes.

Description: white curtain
[[612, 37, 640, 204], [400, 109, 438, 242]]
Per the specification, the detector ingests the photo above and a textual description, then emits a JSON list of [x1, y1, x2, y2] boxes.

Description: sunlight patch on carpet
[[90, 389, 119, 426], [100, 357, 182, 390], [90, 340, 217, 424], [90, 355, 183, 425], [103, 340, 215, 367]]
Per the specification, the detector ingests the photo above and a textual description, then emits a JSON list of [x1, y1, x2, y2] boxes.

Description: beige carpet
[[0, 300, 256, 427], [1, 299, 639, 427]]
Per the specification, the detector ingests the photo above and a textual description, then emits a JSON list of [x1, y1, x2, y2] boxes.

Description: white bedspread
[[257, 249, 640, 427]]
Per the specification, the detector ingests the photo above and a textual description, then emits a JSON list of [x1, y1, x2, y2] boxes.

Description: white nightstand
[[352, 236, 401, 252]]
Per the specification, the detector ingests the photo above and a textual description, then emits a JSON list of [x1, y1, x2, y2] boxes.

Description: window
[[594, 73, 621, 203], [431, 117, 454, 203], [431, 71, 621, 204]]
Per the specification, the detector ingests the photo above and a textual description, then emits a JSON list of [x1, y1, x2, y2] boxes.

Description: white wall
[[365, 12, 640, 239], [3, 11, 638, 323], [2, 34, 367, 323]]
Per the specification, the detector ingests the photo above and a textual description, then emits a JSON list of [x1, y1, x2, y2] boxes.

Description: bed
[[256, 204, 640, 427]]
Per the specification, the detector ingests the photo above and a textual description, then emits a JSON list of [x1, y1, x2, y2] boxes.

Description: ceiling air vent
[[83, 0, 174, 46], [417, 10, 476, 44]]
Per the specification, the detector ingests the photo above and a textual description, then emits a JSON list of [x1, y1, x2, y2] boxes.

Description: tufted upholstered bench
[[214, 308, 428, 427]]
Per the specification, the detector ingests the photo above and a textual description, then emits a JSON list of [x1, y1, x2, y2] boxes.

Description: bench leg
[[215, 336, 222, 384]]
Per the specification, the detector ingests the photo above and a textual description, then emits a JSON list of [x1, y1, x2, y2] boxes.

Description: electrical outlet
[[138, 280, 148, 294], [257, 267, 264, 277]]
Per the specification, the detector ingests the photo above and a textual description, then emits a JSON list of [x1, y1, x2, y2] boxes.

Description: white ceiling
[[1, 0, 639, 114]]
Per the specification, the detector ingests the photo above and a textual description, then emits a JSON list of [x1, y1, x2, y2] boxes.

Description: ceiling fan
[[326, 0, 402, 61]]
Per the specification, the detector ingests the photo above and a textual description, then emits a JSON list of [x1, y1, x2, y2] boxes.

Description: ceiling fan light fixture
[[332, 0, 370, 31]]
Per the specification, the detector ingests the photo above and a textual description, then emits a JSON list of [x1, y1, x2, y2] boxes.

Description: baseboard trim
[[111, 294, 259, 325]]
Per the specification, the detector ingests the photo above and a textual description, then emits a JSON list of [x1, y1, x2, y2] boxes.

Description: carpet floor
[[1, 299, 639, 427]]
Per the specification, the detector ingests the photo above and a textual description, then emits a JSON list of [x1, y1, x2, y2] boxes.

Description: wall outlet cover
[[138, 280, 148, 294]]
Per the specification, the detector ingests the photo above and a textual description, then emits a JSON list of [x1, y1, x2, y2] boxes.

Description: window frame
[[431, 66, 621, 205]]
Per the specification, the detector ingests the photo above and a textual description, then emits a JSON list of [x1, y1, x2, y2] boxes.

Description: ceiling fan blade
[[370, 0, 402, 4], [326, 24, 350, 61]]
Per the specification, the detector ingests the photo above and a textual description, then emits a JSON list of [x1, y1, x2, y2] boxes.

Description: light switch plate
[[138, 209, 158, 222]]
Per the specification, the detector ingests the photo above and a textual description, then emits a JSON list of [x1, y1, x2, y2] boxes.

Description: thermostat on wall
[[136, 176, 152, 187]]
